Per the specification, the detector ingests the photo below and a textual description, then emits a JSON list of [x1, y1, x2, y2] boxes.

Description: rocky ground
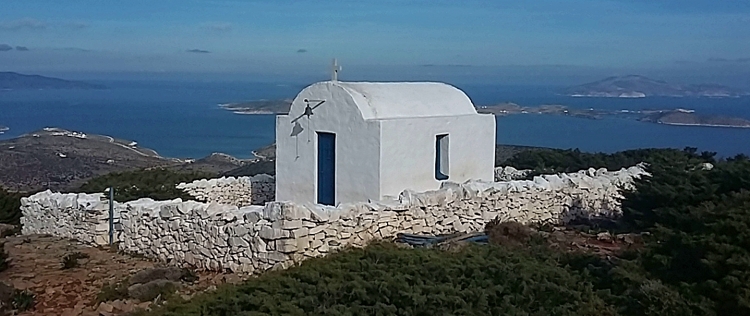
[[0, 235, 250, 316], [0, 218, 643, 316]]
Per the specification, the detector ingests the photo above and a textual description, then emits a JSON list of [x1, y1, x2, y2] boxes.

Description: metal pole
[[109, 187, 114, 245]]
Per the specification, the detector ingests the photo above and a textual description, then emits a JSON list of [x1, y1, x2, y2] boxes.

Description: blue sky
[[1, 0, 749, 85]]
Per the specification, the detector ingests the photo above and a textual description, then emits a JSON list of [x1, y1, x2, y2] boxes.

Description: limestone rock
[[20, 164, 645, 275]]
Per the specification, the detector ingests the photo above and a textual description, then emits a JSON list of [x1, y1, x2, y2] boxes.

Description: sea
[[1, 80, 749, 159]]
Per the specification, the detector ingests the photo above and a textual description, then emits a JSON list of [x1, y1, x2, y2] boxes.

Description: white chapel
[[275, 65, 496, 205]]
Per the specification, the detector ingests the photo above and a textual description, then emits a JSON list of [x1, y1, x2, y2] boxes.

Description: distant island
[[640, 110, 750, 128], [477, 103, 606, 119], [219, 99, 292, 114], [219, 94, 750, 129], [0, 72, 106, 90], [479, 103, 750, 129], [562, 75, 749, 98]]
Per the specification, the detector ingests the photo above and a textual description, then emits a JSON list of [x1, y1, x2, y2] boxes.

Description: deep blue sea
[[1, 81, 749, 159]]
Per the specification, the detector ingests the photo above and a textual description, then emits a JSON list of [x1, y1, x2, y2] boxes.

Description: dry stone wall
[[176, 174, 274, 207], [21, 165, 648, 274], [494, 166, 533, 181]]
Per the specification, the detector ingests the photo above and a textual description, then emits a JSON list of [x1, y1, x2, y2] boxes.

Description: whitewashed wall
[[276, 82, 381, 205], [276, 81, 496, 205], [176, 174, 275, 207], [378, 115, 495, 199], [21, 165, 648, 274]]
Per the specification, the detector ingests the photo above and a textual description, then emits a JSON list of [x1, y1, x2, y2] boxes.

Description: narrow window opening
[[435, 134, 449, 180]]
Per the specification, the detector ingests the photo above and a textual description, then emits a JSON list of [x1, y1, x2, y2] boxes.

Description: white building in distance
[[275, 80, 496, 205]]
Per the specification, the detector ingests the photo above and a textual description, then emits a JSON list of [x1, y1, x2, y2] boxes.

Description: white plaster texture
[[276, 81, 496, 205]]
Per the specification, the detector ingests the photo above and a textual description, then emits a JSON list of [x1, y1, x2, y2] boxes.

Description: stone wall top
[[176, 174, 275, 207], [21, 164, 649, 273]]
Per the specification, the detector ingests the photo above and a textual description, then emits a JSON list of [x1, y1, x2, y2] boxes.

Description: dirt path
[[0, 235, 245, 316]]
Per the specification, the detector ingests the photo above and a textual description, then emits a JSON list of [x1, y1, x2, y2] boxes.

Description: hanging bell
[[303, 105, 314, 117]]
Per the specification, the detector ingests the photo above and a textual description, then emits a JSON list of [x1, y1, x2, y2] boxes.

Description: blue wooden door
[[317, 132, 336, 205]]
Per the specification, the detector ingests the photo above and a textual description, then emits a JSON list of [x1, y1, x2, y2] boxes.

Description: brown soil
[[484, 219, 643, 257], [0, 235, 248, 316]]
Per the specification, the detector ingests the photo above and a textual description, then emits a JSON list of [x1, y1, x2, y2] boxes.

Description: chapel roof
[[331, 81, 479, 120]]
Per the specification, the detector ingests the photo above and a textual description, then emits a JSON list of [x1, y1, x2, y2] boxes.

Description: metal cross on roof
[[331, 58, 341, 82]]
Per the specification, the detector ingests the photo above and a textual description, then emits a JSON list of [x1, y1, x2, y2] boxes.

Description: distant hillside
[[563, 75, 749, 98], [0, 72, 106, 90], [0, 128, 254, 192]]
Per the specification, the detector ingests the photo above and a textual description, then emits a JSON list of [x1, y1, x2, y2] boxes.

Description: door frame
[[316, 131, 336, 205]]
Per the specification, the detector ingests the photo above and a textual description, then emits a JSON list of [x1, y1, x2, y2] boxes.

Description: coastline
[[658, 122, 750, 129], [217, 100, 750, 130], [232, 110, 275, 115]]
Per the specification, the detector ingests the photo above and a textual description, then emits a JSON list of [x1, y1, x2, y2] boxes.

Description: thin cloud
[[708, 57, 750, 63], [0, 18, 46, 30], [15, 46, 29, 51], [421, 64, 473, 68], [0, 44, 12, 51], [65, 21, 90, 29], [297, 49, 308, 53], [55, 47, 92, 52], [186, 49, 211, 54], [674, 60, 695, 65], [200, 22, 231, 32]]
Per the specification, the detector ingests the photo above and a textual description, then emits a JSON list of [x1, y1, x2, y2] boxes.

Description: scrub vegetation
[[134, 148, 750, 315], [0, 188, 24, 226], [76, 168, 214, 202]]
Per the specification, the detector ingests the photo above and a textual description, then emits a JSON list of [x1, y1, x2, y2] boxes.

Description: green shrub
[[97, 279, 131, 303], [0, 188, 23, 226], [147, 242, 615, 316], [0, 248, 8, 273], [129, 280, 179, 302], [61, 252, 89, 270], [620, 155, 750, 315], [11, 289, 35, 311], [500, 147, 715, 177], [77, 169, 215, 202], [135, 148, 750, 316]]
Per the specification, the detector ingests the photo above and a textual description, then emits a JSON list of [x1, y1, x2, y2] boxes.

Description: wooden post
[[108, 187, 114, 245]]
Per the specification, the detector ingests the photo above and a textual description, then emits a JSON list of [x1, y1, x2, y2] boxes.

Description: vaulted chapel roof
[[313, 81, 479, 120]]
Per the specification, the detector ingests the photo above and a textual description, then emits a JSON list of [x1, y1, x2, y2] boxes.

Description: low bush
[[136, 148, 750, 316], [500, 147, 715, 176], [620, 154, 750, 315], [128, 280, 179, 302], [484, 218, 540, 247], [11, 289, 35, 312], [61, 252, 89, 270], [147, 242, 615, 316], [0, 248, 8, 273], [0, 188, 23, 226], [77, 169, 215, 202], [97, 279, 130, 303]]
